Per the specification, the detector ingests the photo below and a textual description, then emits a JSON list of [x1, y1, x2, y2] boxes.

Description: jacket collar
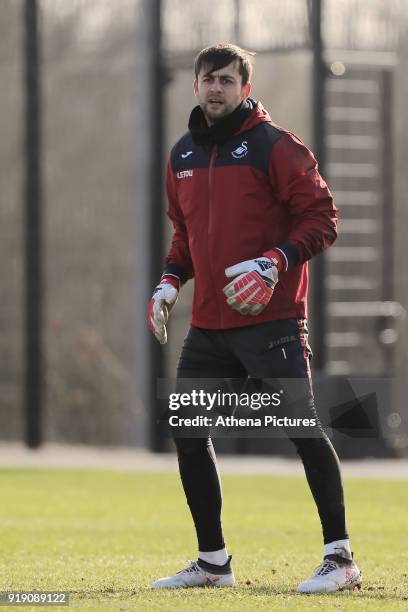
[[188, 97, 256, 145]]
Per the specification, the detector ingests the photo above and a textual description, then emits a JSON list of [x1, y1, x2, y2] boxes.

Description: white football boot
[[151, 556, 235, 589], [297, 553, 362, 593]]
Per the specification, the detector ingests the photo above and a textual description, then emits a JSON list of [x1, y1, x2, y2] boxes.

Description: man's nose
[[209, 78, 223, 92]]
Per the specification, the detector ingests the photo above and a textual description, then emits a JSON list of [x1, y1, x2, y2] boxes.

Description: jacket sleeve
[[268, 132, 338, 265], [162, 158, 194, 284]]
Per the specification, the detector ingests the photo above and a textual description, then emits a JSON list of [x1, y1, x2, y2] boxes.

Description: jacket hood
[[238, 100, 272, 133]]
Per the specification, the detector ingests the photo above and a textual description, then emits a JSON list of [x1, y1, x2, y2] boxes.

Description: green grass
[[0, 469, 407, 610]]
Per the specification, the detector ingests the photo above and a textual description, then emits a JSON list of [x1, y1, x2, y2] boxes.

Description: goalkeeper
[[148, 43, 361, 593]]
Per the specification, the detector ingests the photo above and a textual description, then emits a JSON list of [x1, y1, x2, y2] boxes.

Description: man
[[148, 43, 362, 593]]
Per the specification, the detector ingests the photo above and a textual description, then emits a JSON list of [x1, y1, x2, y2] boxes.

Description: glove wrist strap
[[263, 248, 286, 272], [160, 274, 180, 291]]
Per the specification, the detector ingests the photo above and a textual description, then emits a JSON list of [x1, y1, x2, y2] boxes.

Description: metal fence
[[163, 0, 408, 56]]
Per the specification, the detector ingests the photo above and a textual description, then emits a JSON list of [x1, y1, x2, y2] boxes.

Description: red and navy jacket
[[163, 100, 337, 329]]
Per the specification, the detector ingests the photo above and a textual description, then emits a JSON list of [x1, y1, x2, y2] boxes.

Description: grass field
[[0, 468, 407, 611]]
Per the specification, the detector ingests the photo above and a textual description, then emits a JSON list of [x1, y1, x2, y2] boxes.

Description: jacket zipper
[[208, 145, 217, 234], [207, 145, 223, 325]]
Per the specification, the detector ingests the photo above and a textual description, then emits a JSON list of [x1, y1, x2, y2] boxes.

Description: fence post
[[23, 0, 43, 448]]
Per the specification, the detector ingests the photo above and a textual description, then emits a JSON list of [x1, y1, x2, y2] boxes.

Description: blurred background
[[1, 0, 408, 457]]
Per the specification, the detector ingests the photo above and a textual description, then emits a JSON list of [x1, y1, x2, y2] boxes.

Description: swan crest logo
[[231, 141, 248, 159]]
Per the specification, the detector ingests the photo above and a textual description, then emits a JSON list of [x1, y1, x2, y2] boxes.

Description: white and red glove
[[148, 276, 179, 344], [223, 251, 285, 316]]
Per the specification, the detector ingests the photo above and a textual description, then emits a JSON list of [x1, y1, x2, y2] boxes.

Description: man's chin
[[204, 107, 230, 124]]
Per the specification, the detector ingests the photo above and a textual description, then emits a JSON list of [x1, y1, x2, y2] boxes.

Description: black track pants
[[174, 320, 349, 551]]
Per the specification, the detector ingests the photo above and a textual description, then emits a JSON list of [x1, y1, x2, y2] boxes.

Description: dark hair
[[194, 43, 255, 85]]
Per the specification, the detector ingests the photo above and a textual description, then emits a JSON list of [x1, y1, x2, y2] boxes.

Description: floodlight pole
[[309, 0, 328, 370], [148, 0, 166, 451], [23, 0, 44, 448], [134, 0, 165, 450]]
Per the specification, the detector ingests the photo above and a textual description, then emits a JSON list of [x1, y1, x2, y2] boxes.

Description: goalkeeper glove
[[148, 276, 179, 344], [223, 250, 284, 316]]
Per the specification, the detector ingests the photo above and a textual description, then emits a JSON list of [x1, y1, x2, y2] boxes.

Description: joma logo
[[177, 170, 193, 179]]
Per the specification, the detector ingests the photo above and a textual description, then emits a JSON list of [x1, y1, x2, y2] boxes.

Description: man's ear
[[243, 82, 251, 99], [193, 79, 198, 96]]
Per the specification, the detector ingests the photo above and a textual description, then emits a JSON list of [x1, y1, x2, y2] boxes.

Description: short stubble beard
[[201, 100, 241, 126]]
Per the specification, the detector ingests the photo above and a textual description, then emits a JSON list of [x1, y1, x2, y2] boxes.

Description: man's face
[[193, 60, 251, 126]]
